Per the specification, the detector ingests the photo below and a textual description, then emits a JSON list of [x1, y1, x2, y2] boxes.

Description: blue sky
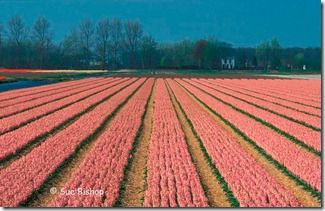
[[0, 0, 321, 47]]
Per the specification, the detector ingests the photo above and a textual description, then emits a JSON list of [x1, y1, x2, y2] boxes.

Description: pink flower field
[[0, 77, 321, 208]]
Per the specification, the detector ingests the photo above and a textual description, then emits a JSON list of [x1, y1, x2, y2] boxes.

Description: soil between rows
[[119, 79, 156, 207]]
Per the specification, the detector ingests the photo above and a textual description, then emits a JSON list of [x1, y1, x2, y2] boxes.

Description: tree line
[[0, 16, 321, 71]]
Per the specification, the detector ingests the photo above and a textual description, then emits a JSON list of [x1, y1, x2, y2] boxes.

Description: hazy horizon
[[0, 0, 321, 47]]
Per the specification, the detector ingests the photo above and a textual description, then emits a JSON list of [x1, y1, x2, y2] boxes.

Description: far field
[[0, 75, 321, 207]]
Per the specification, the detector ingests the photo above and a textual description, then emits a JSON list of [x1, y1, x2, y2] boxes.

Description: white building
[[221, 57, 235, 69]]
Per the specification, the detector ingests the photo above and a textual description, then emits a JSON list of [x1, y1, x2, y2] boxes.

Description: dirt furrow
[[118, 79, 156, 207], [166, 80, 231, 207]]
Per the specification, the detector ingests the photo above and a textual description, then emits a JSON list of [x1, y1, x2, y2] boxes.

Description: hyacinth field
[[0, 76, 321, 208]]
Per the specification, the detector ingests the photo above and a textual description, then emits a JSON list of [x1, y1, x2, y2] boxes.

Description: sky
[[0, 0, 321, 47]]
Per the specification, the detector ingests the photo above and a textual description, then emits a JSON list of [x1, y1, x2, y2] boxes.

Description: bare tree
[[0, 22, 3, 66], [171, 40, 195, 68], [7, 16, 27, 67], [140, 35, 157, 70], [193, 39, 208, 69], [79, 19, 94, 69], [96, 18, 110, 70], [123, 20, 143, 68], [108, 18, 122, 69], [62, 28, 81, 69], [32, 16, 52, 68], [256, 41, 271, 71], [269, 38, 282, 69]]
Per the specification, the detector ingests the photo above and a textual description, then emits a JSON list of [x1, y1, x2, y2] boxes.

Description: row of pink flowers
[[0, 78, 126, 134], [0, 78, 115, 118], [0, 75, 5, 81], [194, 79, 320, 128], [0, 78, 107, 108], [259, 79, 320, 97], [144, 79, 208, 208], [223, 79, 321, 98], [50, 79, 154, 207], [176, 79, 321, 192], [185, 79, 321, 152], [223, 80, 321, 106], [217, 79, 320, 107], [0, 77, 100, 102], [0, 78, 145, 207], [204, 79, 321, 117], [168, 79, 301, 207], [0, 78, 137, 162]]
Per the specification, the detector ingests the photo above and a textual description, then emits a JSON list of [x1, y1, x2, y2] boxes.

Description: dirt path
[[119, 80, 156, 207], [166, 79, 231, 207]]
